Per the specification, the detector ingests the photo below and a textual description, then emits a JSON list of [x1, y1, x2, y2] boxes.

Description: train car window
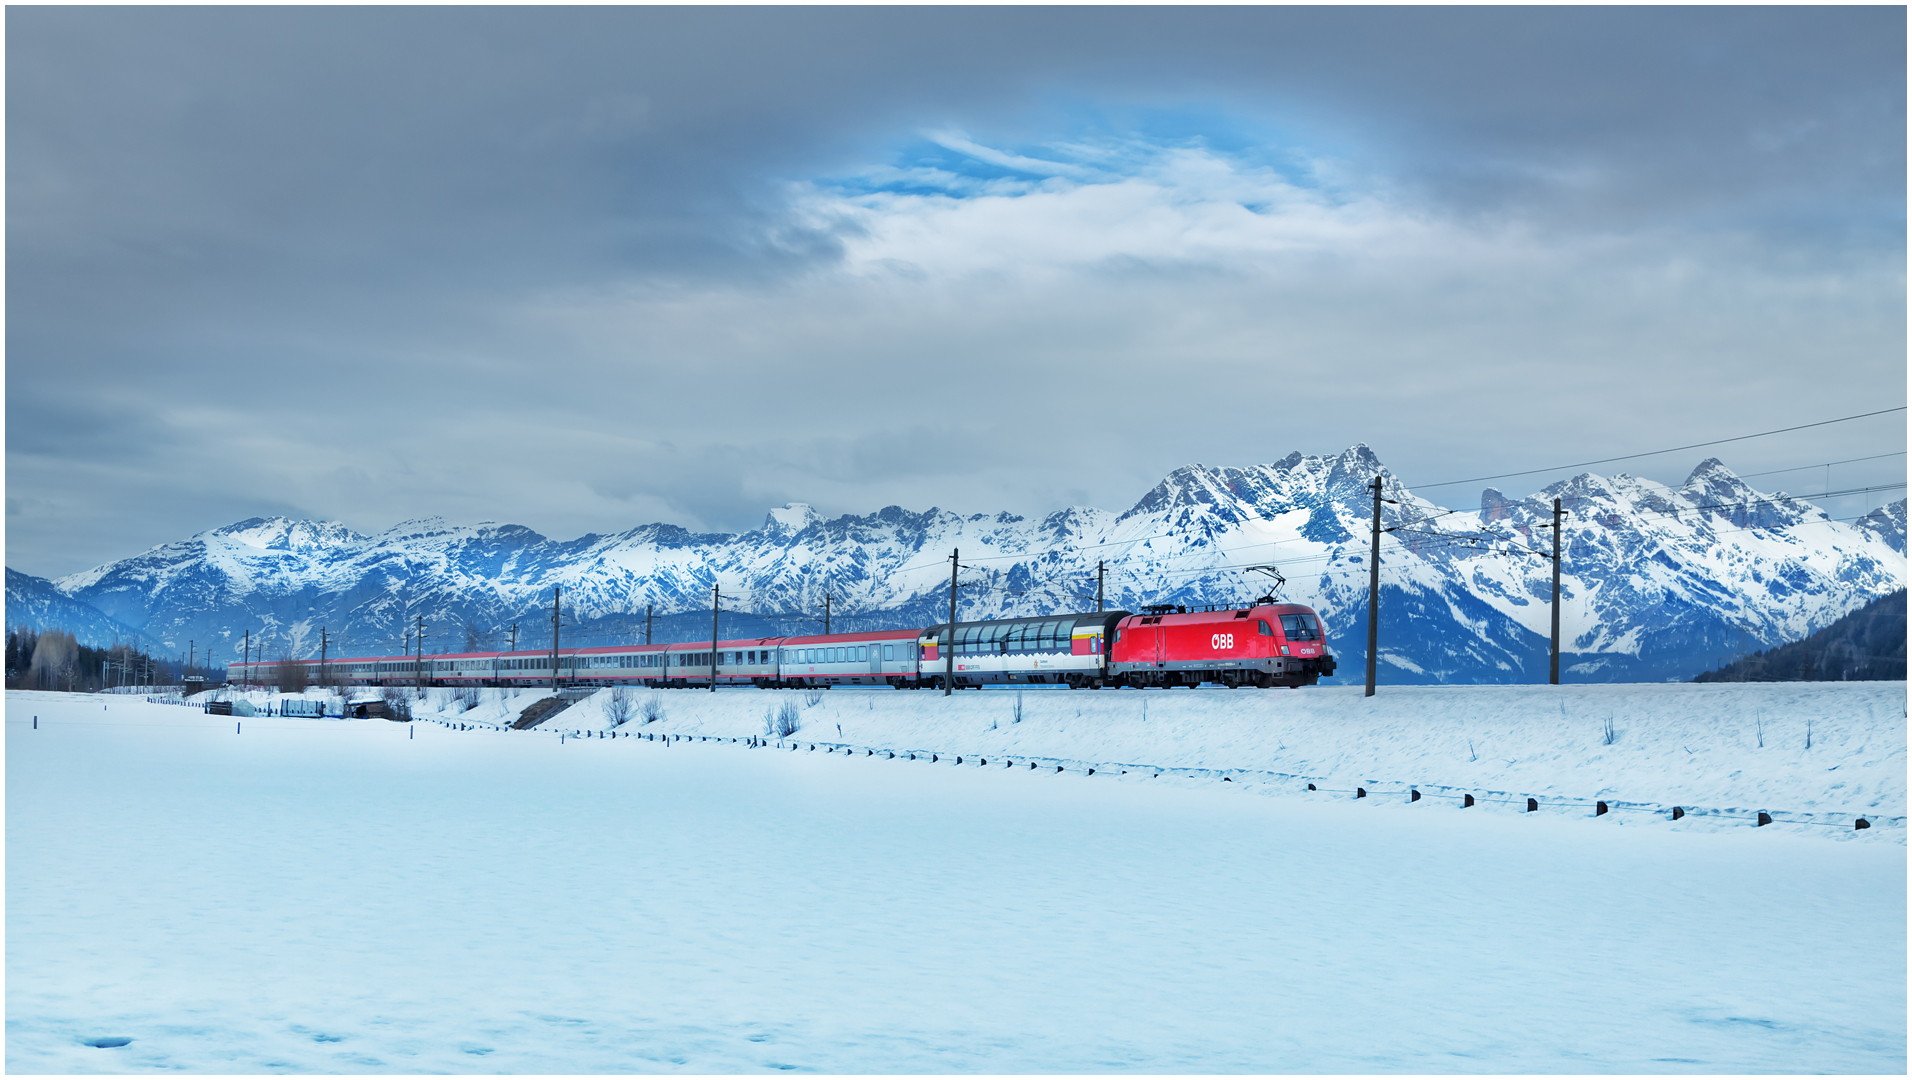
[[857, 647, 867, 662], [1279, 614, 1320, 641], [1258, 620, 1274, 636], [884, 645, 894, 661]]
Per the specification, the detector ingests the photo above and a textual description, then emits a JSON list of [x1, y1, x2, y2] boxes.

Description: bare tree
[[273, 655, 310, 694], [765, 698, 802, 737], [605, 684, 634, 726], [28, 629, 76, 691]]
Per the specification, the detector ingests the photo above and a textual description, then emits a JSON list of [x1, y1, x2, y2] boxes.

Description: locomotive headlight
[[1280, 645, 1291, 656]]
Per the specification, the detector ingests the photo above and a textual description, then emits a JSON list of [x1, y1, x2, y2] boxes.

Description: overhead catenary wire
[[1405, 406, 1906, 492]]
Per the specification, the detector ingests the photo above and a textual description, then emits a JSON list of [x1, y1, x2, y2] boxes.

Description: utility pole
[[188, 640, 195, 677], [242, 629, 251, 689], [945, 548, 958, 697], [319, 629, 329, 689], [509, 623, 518, 653], [1097, 560, 1106, 612], [824, 594, 832, 636], [1365, 476, 1385, 698], [415, 614, 426, 690], [645, 604, 653, 645], [550, 586, 561, 691], [710, 583, 721, 692], [1545, 497, 1568, 686]]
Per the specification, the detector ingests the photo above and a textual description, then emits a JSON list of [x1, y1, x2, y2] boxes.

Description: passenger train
[[228, 602, 1336, 691]]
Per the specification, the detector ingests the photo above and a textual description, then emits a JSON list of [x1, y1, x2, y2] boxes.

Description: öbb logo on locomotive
[[231, 602, 1338, 691]]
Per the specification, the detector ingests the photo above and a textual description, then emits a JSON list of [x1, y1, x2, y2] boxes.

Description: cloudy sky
[[7, 7, 1905, 578]]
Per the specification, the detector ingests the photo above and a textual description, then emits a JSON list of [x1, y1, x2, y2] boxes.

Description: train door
[[1154, 625, 1167, 667], [870, 645, 884, 676]]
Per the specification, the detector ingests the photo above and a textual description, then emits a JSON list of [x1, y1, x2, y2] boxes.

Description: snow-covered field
[[7, 684, 1905, 1073], [415, 680, 1905, 829]]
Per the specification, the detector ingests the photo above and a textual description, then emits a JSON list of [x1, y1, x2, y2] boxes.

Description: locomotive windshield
[[1279, 613, 1321, 641]]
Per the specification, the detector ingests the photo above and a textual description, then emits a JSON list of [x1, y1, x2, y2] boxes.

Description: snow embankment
[[384, 681, 1908, 834]]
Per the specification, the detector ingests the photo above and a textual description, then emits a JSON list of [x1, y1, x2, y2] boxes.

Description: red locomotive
[[1108, 602, 1336, 689]]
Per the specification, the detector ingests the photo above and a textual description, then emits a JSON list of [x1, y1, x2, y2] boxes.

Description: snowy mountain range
[[6, 568, 147, 648], [19, 446, 1907, 683]]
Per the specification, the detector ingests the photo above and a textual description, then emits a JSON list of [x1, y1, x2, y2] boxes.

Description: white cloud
[[794, 144, 1439, 283]]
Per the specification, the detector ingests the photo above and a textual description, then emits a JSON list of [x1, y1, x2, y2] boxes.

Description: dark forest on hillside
[[1693, 590, 1906, 682]]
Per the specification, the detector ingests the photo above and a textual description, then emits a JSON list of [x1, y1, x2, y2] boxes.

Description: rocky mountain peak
[[763, 503, 822, 536]]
